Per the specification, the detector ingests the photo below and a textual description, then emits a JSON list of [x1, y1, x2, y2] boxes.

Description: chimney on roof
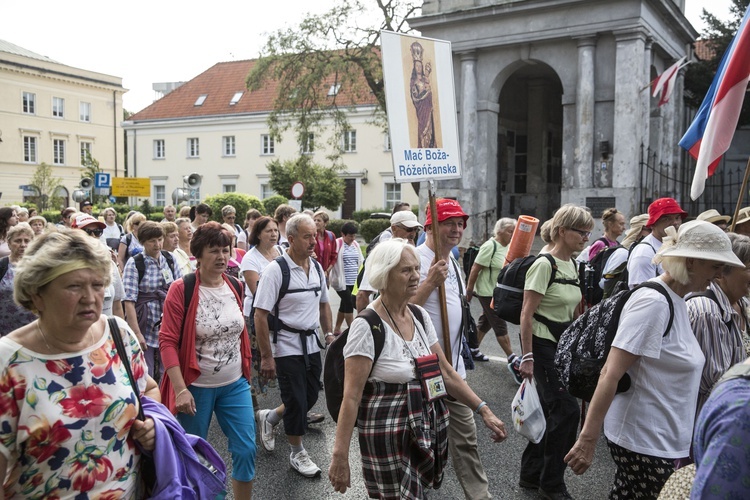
[[152, 82, 186, 100]]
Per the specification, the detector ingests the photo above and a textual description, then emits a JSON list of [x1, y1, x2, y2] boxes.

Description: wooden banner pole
[[428, 181, 452, 366]]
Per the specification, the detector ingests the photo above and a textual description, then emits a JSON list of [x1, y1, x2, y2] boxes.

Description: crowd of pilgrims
[[0, 197, 747, 499]]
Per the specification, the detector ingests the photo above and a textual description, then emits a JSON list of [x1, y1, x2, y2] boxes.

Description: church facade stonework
[[412, 0, 697, 241]]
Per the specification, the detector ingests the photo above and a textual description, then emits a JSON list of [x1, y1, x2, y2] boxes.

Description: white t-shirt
[[253, 252, 329, 358], [627, 234, 663, 288], [239, 246, 283, 313], [344, 305, 438, 384], [417, 244, 466, 379], [599, 246, 628, 290], [603, 278, 705, 458], [237, 228, 247, 248], [192, 283, 245, 387], [102, 265, 126, 317], [100, 222, 122, 245]]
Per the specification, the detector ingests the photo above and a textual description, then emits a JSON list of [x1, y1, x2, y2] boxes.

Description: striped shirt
[[686, 281, 748, 416], [342, 242, 360, 285]]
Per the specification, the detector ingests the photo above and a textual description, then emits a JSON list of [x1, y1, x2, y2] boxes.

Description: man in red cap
[[627, 197, 687, 288], [412, 198, 496, 499]]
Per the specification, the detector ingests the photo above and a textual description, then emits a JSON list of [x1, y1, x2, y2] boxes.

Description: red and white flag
[[652, 56, 687, 106]]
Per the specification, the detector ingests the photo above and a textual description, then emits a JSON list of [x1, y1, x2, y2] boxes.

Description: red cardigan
[[159, 270, 252, 414]]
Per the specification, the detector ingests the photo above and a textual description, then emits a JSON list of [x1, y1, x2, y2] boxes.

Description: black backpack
[[365, 228, 391, 255], [133, 251, 177, 284], [601, 239, 657, 299], [493, 253, 579, 326], [585, 243, 622, 306], [554, 281, 674, 402], [0, 257, 8, 283], [323, 304, 425, 423], [267, 255, 324, 344]]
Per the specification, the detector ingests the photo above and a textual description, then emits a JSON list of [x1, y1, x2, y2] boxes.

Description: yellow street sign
[[112, 177, 151, 197]]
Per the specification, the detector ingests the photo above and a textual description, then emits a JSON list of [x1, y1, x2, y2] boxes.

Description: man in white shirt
[[254, 214, 333, 478], [412, 198, 493, 500], [628, 198, 686, 288]]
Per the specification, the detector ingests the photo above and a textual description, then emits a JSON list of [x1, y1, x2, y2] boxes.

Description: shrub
[[352, 208, 386, 222], [327, 219, 358, 237], [359, 219, 390, 242], [262, 195, 288, 216], [203, 193, 264, 222], [41, 210, 62, 224], [148, 212, 164, 222]]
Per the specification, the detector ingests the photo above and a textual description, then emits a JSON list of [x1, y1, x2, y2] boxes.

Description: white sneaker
[[256, 409, 276, 452], [290, 449, 321, 478]]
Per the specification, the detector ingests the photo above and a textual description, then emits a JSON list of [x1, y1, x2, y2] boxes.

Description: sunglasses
[[83, 228, 103, 237], [399, 225, 418, 233]]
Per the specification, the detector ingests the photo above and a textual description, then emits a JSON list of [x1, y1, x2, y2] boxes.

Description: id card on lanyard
[[415, 353, 448, 401]]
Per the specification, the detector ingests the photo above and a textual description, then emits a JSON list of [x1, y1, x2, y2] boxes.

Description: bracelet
[[176, 388, 189, 399], [325, 332, 335, 338], [520, 358, 534, 366], [522, 352, 534, 360], [475, 401, 487, 414]]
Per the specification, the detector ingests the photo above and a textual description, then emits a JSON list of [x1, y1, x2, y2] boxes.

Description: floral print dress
[[0, 317, 147, 499]]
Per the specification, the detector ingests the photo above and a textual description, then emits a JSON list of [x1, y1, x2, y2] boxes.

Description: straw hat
[[734, 206, 750, 226], [697, 209, 731, 225], [656, 220, 743, 267], [621, 214, 649, 248]]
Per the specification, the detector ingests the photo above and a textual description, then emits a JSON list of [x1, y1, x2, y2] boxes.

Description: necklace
[[37, 321, 95, 354]]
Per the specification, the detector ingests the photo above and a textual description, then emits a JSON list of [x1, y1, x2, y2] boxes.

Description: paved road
[[207, 291, 617, 499]]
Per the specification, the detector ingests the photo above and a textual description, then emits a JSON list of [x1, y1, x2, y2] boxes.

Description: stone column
[[575, 36, 596, 189], [613, 29, 647, 214], [642, 38, 653, 153], [460, 50, 478, 196]]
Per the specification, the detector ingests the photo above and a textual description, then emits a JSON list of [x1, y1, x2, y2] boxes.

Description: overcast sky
[[0, 0, 734, 113]]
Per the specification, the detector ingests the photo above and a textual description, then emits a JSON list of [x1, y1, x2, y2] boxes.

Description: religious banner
[[381, 31, 462, 183]]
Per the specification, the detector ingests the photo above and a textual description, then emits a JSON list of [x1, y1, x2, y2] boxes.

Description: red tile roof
[[128, 58, 379, 121], [694, 39, 715, 61]]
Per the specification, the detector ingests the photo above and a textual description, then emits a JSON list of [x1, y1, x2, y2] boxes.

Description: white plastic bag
[[511, 377, 546, 444]]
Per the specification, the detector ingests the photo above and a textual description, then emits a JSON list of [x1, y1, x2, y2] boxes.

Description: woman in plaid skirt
[[328, 239, 507, 499]]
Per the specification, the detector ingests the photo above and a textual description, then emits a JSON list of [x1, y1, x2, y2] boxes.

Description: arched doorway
[[496, 63, 563, 222]]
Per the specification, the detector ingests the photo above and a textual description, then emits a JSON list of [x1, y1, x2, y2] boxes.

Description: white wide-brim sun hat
[[657, 220, 743, 267]]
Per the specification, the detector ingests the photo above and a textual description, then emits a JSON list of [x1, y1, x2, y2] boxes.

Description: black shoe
[[470, 348, 490, 361], [306, 411, 325, 424], [538, 487, 574, 500], [518, 478, 539, 489]]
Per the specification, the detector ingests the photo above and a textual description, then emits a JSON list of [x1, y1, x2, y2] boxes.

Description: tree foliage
[[29, 162, 63, 211], [80, 151, 107, 205], [266, 156, 345, 210], [203, 193, 265, 223], [246, 0, 419, 164], [684, 0, 750, 126]]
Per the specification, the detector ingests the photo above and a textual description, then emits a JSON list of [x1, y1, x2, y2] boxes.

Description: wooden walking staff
[[729, 157, 750, 232], [428, 181, 452, 366]]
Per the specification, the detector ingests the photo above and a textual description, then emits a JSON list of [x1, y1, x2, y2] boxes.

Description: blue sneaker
[[507, 354, 523, 385]]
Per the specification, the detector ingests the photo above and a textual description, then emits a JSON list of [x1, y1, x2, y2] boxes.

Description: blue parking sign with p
[[95, 173, 111, 188]]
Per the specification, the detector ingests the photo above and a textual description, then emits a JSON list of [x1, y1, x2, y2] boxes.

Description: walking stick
[[428, 181, 452, 366], [730, 157, 750, 232]]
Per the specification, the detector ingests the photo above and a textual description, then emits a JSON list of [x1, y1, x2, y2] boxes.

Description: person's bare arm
[[356, 290, 371, 312], [319, 301, 333, 341], [0, 450, 6, 499], [244, 270, 260, 296], [112, 300, 124, 319], [518, 290, 544, 380], [254, 308, 276, 380], [117, 242, 128, 272], [466, 262, 486, 302]]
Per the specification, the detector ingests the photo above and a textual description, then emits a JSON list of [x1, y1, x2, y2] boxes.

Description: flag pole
[[730, 157, 750, 232], [428, 180, 452, 366]]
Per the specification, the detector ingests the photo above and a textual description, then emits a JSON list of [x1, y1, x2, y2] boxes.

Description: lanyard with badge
[[382, 302, 447, 401]]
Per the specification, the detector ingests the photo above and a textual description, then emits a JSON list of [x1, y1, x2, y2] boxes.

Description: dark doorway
[[342, 178, 356, 219]]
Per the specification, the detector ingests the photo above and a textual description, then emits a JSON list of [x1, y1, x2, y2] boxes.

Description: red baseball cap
[[71, 214, 106, 230], [646, 197, 687, 227], [425, 198, 469, 227]]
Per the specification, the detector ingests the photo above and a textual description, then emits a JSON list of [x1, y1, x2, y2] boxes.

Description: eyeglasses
[[399, 225, 418, 233], [567, 227, 592, 238], [83, 228, 103, 237], [225, 215, 236, 220]]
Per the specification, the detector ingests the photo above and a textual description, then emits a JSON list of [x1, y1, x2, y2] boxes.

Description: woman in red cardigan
[[159, 221, 256, 499], [313, 210, 338, 281]]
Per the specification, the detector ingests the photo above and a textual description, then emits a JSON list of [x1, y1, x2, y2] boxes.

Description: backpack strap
[[0, 256, 9, 283], [269, 256, 325, 345], [624, 281, 674, 338], [540, 253, 579, 288], [357, 308, 386, 373], [135, 251, 176, 284], [179, 272, 243, 342], [687, 289, 733, 329]]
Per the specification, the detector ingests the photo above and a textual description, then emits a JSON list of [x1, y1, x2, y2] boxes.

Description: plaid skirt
[[358, 380, 450, 499]]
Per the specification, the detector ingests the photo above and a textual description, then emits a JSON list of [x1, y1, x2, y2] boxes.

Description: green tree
[[262, 194, 288, 216], [80, 151, 106, 205], [246, 0, 419, 165], [267, 156, 345, 210], [203, 193, 265, 223], [29, 162, 63, 211], [684, 0, 750, 125]]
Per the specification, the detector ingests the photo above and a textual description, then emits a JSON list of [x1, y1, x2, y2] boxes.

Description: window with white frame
[[385, 183, 401, 211], [53, 139, 66, 165], [154, 185, 166, 207], [301, 133, 314, 154], [343, 130, 357, 153], [261, 134, 275, 155], [23, 136, 37, 163], [187, 138, 200, 158], [80, 141, 92, 163], [230, 92, 243, 105], [79, 102, 91, 122], [260, 183, 277, 199], [223, 136, 236, 156], [194, 94, 207, 106], [188, 187, 201, 205], [52, 97, 64, 118], [384, 132, 392, 151], [223, 184, 236, 193], [154, 139, 165, 159], [328, 84, 341, 96], [22, 92, 35, 114]]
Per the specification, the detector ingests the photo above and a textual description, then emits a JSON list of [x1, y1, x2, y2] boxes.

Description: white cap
[[390, 211, 423, 229]]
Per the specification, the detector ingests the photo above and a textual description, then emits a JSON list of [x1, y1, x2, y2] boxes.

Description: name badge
[[162, 268, 174, 284], [415, 353, 447, 401]]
